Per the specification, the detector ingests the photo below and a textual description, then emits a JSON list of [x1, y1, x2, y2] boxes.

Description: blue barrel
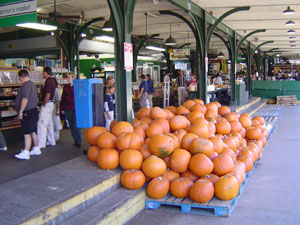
[[73, 79, 103, 128]]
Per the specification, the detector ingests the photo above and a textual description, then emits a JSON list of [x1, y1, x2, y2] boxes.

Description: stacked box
[[276, 95, 297, 106]]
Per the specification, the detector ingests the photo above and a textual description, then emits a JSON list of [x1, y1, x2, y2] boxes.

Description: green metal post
[[228, 32, 237, 105], [107, 0, 137, 123], [263, 53, 267, 80], [132, 39, 145, 82], [246, 42, 251, 98]]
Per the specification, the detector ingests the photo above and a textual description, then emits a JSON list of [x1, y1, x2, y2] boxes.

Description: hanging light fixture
[[102, 17, 113, 31], [283, 6, 295, 15], [165, 24, 176, 46], [289, 41, 296, 43], [289, 36, 296, 39], [217, 51, 225, 58], [285, 20, 295, 26], [287, 29, 296, 34], [290, 45, 296, 47]]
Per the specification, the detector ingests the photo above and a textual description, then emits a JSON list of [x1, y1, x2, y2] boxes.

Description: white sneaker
[[15, 150, 30, 160], [0, 146, 7, 151], [30, 147, 41, 156], [46, 142, 56, 146]]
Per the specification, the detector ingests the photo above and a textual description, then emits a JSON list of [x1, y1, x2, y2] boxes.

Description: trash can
[[73, 79, 104, 128]]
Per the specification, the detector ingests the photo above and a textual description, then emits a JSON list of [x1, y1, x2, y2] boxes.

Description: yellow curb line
[[98, 190, 147, 225], [249, 101, 267, 116], [235, 97, 261, 113], [21, 173, 121, 225]]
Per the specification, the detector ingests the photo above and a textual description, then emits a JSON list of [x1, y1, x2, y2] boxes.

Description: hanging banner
[[170, 48, 190, 60], [124, 42, 133, 71]]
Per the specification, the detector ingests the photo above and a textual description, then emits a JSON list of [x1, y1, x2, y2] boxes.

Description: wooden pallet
[[276, 95, 297, 106], [145, 162, 257, 217]]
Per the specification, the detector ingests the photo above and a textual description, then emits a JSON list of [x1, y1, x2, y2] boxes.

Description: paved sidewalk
[[127, 105, 300, 225]]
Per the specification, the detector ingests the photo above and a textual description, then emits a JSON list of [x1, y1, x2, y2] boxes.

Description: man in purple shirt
[[37, 67, 56, 149]]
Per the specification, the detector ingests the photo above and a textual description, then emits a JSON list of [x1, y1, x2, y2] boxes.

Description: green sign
[[0, 0, 36, 28]]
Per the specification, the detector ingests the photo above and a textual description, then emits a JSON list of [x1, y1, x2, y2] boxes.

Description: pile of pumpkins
[[86, 99, 268, 203]]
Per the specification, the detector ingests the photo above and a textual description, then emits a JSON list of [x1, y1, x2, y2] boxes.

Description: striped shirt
[[176, 75, 186, 87]]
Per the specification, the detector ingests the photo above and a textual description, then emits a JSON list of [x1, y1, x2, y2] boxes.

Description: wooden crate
[[276, 95, 297, 106]]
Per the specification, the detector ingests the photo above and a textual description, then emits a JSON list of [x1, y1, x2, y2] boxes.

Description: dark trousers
[[0, 131, 6, 148], [65, 109, 81, 144]]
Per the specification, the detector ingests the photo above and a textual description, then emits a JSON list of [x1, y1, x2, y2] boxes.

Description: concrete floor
[[127, 105, 300, 225], [0, 128, 88, 184]]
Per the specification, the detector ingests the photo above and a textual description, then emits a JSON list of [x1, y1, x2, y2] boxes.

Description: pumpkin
[[116, 132, 143, 151], [137, 108, 151, 119], [239, 148, 255, 162], [176, 105, 190, 116], [167, 105, 177, 114], [145, 123, 164, 138], [169, 149, 191, 173], [187, 111, 204, 124], [218, 106, 230, 117], [170, 115, 189, 131], [163, 169, 180, 182], [181, 170, 199, 182], [241, 113, 251, 119], [189, 179, 214, 203], [147, 176, 170, 199], [97, 148, 119, 170], [216, 121, 231, 135], [190, 103, 207, 114], [183, 99, 196, 110], [214, 101, 222, 108], [192, 117, 208, 126], [253, 116, 265, 125], [87, 146, 101, 162], [240, 127, 246, 138], [111, 121, 134, 136], [208, 136, 224, 154], [187, 124, 209, 139], [120, 149, 143, 170], [151, 118, 170, 134], [221, 147, 236, 161], [201, 174, 219, 184], [163, 109, 175, 120], [165, 133, 181, 150], [189, 153, 214, 177], [229, 120, 242, 133], [223, 136, 238, 152], [209, 151, 219, 160], [173, 129, 187, 143], [231, 172, 243, 188], [133, 120, 149, 130], [170, 177, 194, 198], [237, 155, 253, 172], [190, 138, 214, 157], [214, 174, 239, 200], [85, 127, 108, 145], [163, 155, 171, 167], [110, 120, 116, 130], [141, 117, 152, 125], [97, 132, 117, 149], [205, 102, 218, 112], [181, 133, 198, 151], [225, 112, 239, 122], [150, 106, 167, 119], [121, 169, 145, 190], [142, 155, 167, 178], [205, 109, 218, 120], [246, 127, 262, 140], [140, 144, 151, 160], [134, 126, 145, 140], [207, 122, 216, 138], [239, 116, 252, 129], [148, 134, 175, 158], [194, 99, 204, 105], [212, 154, 234, 176]]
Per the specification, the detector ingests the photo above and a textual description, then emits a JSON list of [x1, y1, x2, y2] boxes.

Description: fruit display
[[86, 99, 269, 202]]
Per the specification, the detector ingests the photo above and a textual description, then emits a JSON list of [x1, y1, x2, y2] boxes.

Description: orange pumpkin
[[218, 106, 230, 117], [97, 148, 119, 170], [121, 169, 145, 190], [190, 138, 214, 157], [181, 170, 199, 182], [194, 99, 204, 105], [201, 174, 219, 184], [176, 105, 190, 116], [147, 176, 170, 199], [189, 179, 214, 203], [229, 120, 242, 133], [190, 103, 207, 114], [183, 100, 196, 110], [110, 120, 116, 130], [214, 101, 222, 108], [170, 177, 194, 198], [163, 155, 171, 168], [151, 118, 170, 134], [208, 136, 224, 154], [252, 116, 265, 125], [87, 146, 101, 162], [205, 102, 218, 112], [221, 147, 236, 160], [85, 126, 108, 145], [239, 148, 255, 162], [189, 153, 214, 177], [170, 115, 189, 131], [169, 149, 191, 173], [116, 132, 143, 151], [223, 136, 238, 152], [225, 112, 239, 122], [209, 151, 219, 160], [216, 121, 231, 135], [134, 126, 145, 140], [150, 106, 167, 119], [237, 155, 254, 172], [187, 124, 209, 139], [191, 117, 208, 126], [181, 133, 198, 151], [120, 149, 143, 170], [187, 111, 204, 124], [96, 132, 117, 149], [145, 123, 164, 138], [239, 116, 252, 129], [148, 134, 175, 158], [246, 127, 262, 140], [207, 122, 216, 138], [167, 105, 177, 114], [214, 174, 239, 200], [140, 144, 151, 160], [163, 169, 180, 182], [133, 120, 149, 130], [173, 129, 188, 143], [137, 108, 151, 119], [141, 117, 152, 125], [212, 154, 234, 176], [163, 109, 175, 120], [165, 133, 181, 150], [111, 121, 134, 137], [205, 108, 218, 120], [142, 155, 167, 178]]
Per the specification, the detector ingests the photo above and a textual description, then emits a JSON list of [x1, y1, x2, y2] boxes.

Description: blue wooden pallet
[[145, 162, 258, 217]]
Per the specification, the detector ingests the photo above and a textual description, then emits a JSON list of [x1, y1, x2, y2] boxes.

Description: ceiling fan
[[48, 0, 81, 23], [136, 13, 163, 41]]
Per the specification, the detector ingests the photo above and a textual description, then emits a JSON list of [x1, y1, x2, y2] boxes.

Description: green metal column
[[228, 32, 237, 105], [246, 42, 251, 96], [107, 0, 137, 122], [132, 40, 145, 82], [263, 53, 267, 80]]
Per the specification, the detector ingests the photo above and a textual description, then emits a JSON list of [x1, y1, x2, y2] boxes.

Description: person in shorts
[[15, 70, 40, 160]]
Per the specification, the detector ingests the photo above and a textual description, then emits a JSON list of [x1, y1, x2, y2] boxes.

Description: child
[[104, 84, 116, 130]]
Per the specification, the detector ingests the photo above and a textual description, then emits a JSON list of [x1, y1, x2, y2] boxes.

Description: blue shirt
[[148, 78, 154, 94], [104, 93, 115, 112], [139, 80, 148, 94]]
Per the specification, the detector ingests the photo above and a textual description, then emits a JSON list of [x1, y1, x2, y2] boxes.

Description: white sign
[[170, 48, 190, 60], [0, 0, 36, 19], [124, 42, 133, 71]]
